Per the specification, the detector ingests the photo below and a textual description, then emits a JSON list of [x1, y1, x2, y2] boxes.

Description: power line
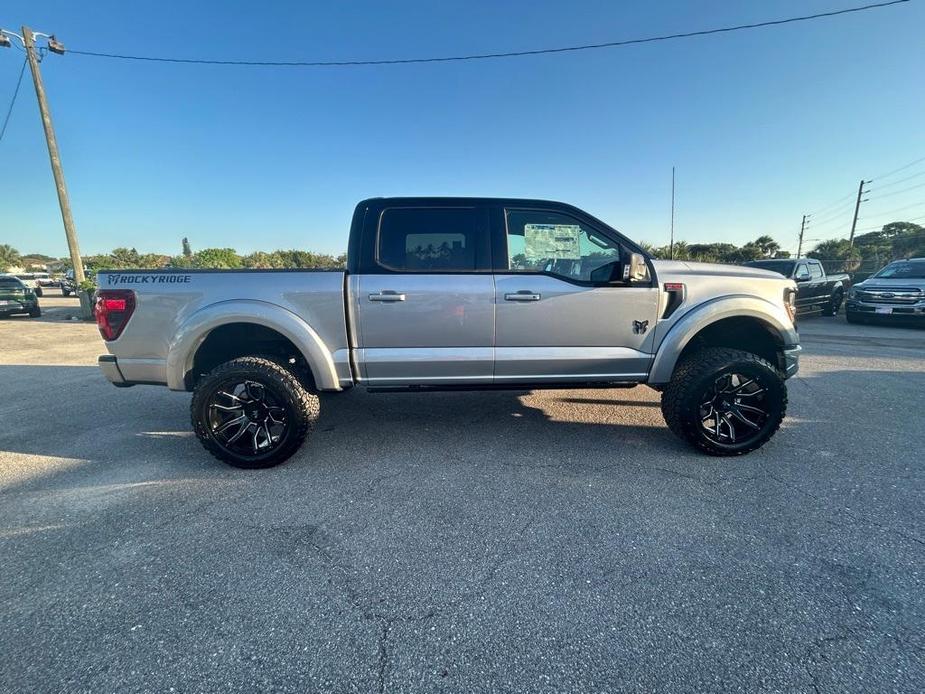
[[808, 191, 856, 217], [870, 155, 925, 182], [868, 180, 925, 200], [859, 200, 925, 220], [868, 167, 925, 191], [0, 57, 27, 144], [67, 0, 910, 68]]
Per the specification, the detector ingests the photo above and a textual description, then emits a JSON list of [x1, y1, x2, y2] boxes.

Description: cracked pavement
[[1, 295, 923, 692]]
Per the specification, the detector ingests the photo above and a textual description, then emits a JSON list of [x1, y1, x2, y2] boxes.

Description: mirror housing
[[628, 253, 650, 283], [794, 270, 811, 282]]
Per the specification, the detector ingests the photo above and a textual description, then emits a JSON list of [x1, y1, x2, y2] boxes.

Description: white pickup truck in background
[[95, 197, 800, 467]]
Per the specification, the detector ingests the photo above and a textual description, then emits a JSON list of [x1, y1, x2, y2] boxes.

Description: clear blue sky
[[1, 0, 923, 258]]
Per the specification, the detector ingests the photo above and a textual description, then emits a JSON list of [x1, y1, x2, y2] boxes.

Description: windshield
[[746, 260, 795, 277], [873, 260, 925, 280], [0, 277, 25, 289]]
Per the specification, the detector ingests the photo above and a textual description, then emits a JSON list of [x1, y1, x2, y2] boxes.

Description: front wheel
[[661, 347, 787, 456], [821, 289, 843, 316], [191, 356, 320, 468], [29, 306, 41, 318]]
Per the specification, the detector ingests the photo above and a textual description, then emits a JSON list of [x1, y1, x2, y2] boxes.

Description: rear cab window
[[375, 207, 490, 272], [809, 262, 824, 279]]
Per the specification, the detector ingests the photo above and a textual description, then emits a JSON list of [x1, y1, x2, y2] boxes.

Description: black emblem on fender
[[632, 320, 649, 335]]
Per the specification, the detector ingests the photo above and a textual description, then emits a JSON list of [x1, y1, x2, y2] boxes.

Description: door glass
[[809, 263, 823, 279], [377, 207, 483, 272], [505, 209, 622, 283]]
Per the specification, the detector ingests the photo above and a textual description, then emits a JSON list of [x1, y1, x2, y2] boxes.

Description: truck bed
[[96, 269, 350, 389]]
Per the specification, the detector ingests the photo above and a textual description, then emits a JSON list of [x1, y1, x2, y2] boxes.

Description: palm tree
[[0, 244, 21, 271]]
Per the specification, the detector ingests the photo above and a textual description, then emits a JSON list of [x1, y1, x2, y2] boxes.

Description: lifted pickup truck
[[96, 197, 800, 467], [745, 258, 849, 316]]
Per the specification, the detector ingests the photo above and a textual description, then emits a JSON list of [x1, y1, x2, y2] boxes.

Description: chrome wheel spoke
[[226, 421, 253, 445], [211, 402, 243, 413], [730, 407, 760, 430], [215, 414, 247, 435], [735, 402, 766, 416], [218, 390, 243, 403]]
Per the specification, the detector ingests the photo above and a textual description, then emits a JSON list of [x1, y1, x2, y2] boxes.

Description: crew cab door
[[492, 207, 659, 383], [351, 205, 495, 385]]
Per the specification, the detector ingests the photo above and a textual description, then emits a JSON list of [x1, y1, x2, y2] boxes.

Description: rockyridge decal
[[105, 274, 192, 285]]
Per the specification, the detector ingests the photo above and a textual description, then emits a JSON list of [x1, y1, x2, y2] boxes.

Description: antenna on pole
[[669, 166, 676, 260]]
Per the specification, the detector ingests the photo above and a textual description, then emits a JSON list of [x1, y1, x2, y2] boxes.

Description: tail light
[[94, 290, 136, 341]]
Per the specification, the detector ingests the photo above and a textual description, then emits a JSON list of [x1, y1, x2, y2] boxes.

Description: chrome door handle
[[369, 292, 406, 302], [504, 291, 541, 302]]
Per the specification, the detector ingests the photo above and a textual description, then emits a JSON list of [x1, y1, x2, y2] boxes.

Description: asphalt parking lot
[[1, 292, 923, 693]]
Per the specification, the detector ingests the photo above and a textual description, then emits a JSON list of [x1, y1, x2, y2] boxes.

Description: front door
[[493, 207, 659, 383], [353, 205, 495, 385]]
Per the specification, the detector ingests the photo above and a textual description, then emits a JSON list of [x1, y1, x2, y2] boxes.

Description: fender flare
[[648, 295, 798, 384], [166, 299, 341, 391]]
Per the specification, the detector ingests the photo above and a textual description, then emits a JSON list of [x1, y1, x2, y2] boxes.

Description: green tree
[[0, 244, 21, 270], [808, 239, 861, 272], [192, 248, 242, 269], [109, 247, 143, 268], [752, 235, 780, 258]]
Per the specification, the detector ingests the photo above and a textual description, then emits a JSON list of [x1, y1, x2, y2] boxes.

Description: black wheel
[[821, 290, 843, 316], [661, 347, 787, 456], [35, 287, 44, 297], [62, 288, 71, 297], [191, 356, 320, 468], [29, 306, 41, 318]]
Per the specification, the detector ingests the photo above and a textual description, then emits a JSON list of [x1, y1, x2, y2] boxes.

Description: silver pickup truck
[[96, 197, 800, 467]]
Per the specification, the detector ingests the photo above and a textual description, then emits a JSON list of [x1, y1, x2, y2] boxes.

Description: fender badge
[[632, 320, 649, 335]]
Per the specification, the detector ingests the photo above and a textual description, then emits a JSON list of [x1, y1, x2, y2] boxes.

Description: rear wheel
[[191, 356, 320, 468], [29, 306, 41, 318], [661, 347, 787, 456]]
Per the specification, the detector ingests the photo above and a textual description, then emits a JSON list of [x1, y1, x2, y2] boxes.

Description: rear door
[[352, 205, 495, 385], [492, 206, 659, 383]]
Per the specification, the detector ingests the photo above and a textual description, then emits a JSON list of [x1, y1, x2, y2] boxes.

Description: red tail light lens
[[94, 290, 136, 341]]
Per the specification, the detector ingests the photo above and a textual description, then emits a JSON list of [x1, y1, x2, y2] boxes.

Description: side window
[[795, 263, 810, 279], [376, 207, 485, 272], [809, 262, 823, 279], [505, 209, 623, 283]]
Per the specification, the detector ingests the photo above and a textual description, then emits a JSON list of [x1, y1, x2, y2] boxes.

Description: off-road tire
[[661, 347, 787, 456], [821, 289, 843, 316], [62, 288, 71, 297], [29, 306, 41, 318], [191, 356, 320, 469], [35, 287, 43, 297]]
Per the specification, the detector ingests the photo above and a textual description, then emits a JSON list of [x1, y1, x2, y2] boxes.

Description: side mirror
[[628, 253, 650, 283], [794, 270, 811, 282]]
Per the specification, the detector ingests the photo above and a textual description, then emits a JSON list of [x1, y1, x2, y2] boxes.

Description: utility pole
[[669, 166, 675, 260], [21, 26, 84, 284], [847, 179, 871, 249], [797, 214, 810, 258]]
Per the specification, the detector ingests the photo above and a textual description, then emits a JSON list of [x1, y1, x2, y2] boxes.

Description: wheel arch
[[648, 296, 798, 385], [166, 300, 341, 392]]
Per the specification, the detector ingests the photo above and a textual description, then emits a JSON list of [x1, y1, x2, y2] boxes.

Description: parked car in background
[[0, 275, 41, 318], [744, 258, 849, 316], [846, 258, 925, 324], [95, 196, 801, 467], [15, 273, 45, 297], [33, 272, 55, 288]]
